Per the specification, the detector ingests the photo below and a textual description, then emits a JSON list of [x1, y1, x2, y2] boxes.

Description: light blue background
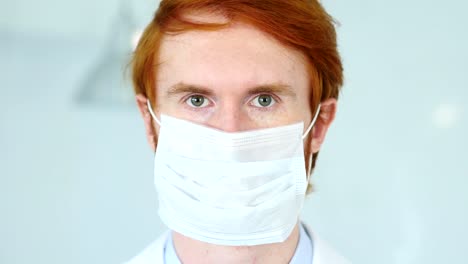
[[1, 0, 467, 263]]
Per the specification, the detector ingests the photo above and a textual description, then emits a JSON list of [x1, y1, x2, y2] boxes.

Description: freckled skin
[[154, 22, 313, 134]]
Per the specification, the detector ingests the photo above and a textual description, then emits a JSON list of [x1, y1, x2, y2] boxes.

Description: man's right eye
[[186, 95, 209, 108]]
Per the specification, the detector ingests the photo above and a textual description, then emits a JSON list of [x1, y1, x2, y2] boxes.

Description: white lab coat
[[125, 223, 351, 264]]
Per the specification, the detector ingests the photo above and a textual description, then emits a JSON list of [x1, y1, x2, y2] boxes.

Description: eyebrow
[[166, 82, 297, 98], [246, 84, 297, 98], [167, 83, 215, 97]]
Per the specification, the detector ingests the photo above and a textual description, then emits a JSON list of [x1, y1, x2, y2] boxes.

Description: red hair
[[131, 0, 343, 193]]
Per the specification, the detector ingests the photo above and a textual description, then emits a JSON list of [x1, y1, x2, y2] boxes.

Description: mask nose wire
[[302, 104, 321, 140], [147, 100, 162, 127]]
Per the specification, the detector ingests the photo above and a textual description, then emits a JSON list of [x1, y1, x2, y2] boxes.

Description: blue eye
[[252, 94, 276, 107], [186, 95, 209, 108]]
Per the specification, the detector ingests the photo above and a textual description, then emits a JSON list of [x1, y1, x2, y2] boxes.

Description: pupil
[[191, 96, 204, 107], [258, 95, 271, 107]]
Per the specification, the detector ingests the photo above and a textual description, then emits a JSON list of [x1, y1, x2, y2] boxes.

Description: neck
[[172, 223, 300, 264]]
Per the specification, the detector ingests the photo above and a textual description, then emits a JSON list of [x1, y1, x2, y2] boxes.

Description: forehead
[[156, 19, 309, 94]]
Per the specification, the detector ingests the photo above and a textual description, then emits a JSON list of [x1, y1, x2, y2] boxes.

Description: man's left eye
[[252, 94, 276, 107]]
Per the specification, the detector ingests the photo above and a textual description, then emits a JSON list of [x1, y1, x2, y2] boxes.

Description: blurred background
[[0, 0, 466, 263]]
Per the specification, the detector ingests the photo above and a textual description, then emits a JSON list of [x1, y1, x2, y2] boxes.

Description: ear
[[310, 98, 337, 153], [135, 94, 158, 152]]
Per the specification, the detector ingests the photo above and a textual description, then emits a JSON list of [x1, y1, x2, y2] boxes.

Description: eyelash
[[181, 93, 281, 110], [182, 94, 213, 111], [250, 94, 278, 110]]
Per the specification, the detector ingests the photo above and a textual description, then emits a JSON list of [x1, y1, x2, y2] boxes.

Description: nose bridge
[[211, 101, 244, 132]]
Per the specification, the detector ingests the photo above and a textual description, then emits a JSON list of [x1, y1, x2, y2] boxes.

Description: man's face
[[153, 20, 313, 133]]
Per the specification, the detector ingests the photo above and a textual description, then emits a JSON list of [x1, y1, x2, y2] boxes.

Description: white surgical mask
[[147, 100, 320, 246]]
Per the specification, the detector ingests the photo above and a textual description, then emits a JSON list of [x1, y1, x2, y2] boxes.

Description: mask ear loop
[[146, 99, 162, 126], [302, 104, 321, 182], [307, 153, 313, 183], [302, 104, 321, 140]]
